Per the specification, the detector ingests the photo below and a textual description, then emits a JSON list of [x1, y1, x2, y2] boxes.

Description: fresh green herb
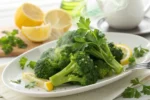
[[2, 44, 13, 55], [134, 46, 149, 58], [27, 61, 36, 69], [77, 16, 90, 30], [122, 87, 141, 98], [128, 55, 136, 66], [141, 85, 150, 95], [25, 81, 36, 89], [131, 78, 140, 86], [19, 57, 28, 69], [0, 29, 27, 55], [11, 79, 21, 84], [122, 77, 150, 98], [16, 37, 27, 48]]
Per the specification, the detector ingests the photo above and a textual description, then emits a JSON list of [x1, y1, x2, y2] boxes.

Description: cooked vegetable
[[34, 57, 59, 79], [34, 45, 73, 79], [94, 60, 113, 79], [108, 42, 124, 63], [0, 29, 27, 55], [50, 51, 99, 86]]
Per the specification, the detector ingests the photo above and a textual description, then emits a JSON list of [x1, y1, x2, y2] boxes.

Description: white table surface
[[1, 0, 150, 100]]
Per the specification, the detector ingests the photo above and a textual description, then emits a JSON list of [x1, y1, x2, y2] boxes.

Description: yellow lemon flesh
[[44, 9, 72, 34], [22, 72, 53, 91], [15, 3, 44, 29], [21, 24, 51, 42], [115, 44, 132, 65]]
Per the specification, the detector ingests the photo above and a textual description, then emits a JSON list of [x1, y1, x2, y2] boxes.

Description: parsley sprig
[[19, 56, 36, 70], [128, 46, 149, 65], [0, 29, 27, 55], [122, 78, 150, 98]]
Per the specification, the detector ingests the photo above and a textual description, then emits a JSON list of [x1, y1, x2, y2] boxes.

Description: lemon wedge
[[15, 3, 44, 29], [21, 24, 51, 42], [44, 9, 72, 34], [116, 44, 132, 65], [22, 72, 53, 91]]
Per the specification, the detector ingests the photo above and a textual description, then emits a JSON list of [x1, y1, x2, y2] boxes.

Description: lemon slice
[[15, 3, 44, 29], [116, 44, 132, 65], [22, 72, 53, 91], [44, 9, 72, 34], [21, 24, 51, 42]]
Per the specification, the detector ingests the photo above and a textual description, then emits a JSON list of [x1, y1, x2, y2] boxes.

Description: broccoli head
[[50, 51, 99, 86], [94, 60, 114, 78], [108, 42, 123, 63], [34, 45, 73, 79], [34, 57, 59, 79]]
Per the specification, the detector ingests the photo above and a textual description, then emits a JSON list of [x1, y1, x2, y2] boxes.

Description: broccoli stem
[[88, 46, 123, 74], [50, 61, 77, 86]]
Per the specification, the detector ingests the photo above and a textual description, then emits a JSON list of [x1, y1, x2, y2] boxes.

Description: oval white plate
[[2, 33, 150, 97]]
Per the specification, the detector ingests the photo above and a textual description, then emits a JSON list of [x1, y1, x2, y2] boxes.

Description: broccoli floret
[[35, 45, 73, 79], [40, 48, 56, 59], [34, 57, 59, 79], [108, 42, 124, 63], [50, 51, 99, 86], [94, 60, 113, 78]]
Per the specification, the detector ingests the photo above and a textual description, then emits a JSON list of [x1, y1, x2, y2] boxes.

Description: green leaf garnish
[[27, 61, 36, 69], [131, 78, 140, 86], [11, 79, 21, 84], [141, 85, 150, 95], [134, 46, 149, 58], [77, 16, 90, 30], [0, 29, 27, 55], [122, 87, 141, 98], [128, 55, 136, 66], [25, 81, 36, 89], [19, 57, 28, 69]]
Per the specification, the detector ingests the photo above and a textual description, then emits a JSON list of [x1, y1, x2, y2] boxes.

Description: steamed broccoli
[[50, 51, 99, 86], [34, 57, 59, 79], [108, 42, 124, 63], [34, 45, 73, 79], [73, 17, 124, 74], [94, 60, 113, 78]]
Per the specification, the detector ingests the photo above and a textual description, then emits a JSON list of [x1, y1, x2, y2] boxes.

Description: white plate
[[2, 33, 150, 97]]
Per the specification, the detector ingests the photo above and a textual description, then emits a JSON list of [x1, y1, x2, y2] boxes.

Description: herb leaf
[[128, 55, 136, 66], [0, 29, 27, 55], [11, 79, 21, 84], [122, 87, 141, 98], [131, 78, 140, 86], [2, 44, 13, 55], [77, 16, 90, 30], [25, 81, 36, 89], [141, 85, 150, 95], [134, 46, 149, 58], [16, 37, 27, 48], [27, 61, 36, 69], [19, 57, 28, 69]]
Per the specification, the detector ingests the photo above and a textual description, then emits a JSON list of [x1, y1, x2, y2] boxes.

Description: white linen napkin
[[1, 65, 150, 100]]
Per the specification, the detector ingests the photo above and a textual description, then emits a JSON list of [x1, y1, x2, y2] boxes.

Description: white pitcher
[[97, 0, 150, 30]]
